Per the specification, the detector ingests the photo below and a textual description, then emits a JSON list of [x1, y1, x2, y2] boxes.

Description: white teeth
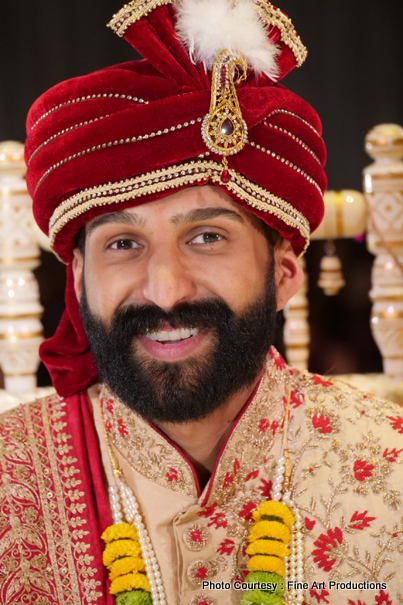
[[146, 327, 200, 342]]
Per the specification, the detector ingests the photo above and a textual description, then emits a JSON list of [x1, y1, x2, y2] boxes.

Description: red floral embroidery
[[305, 517, 316, 531], [353, 460, 375, 482], [348, 510, 376, 530], [195, 567, 208, 580], [106, 399, 114, 414], [312, 414, 332, 434], [245, 470, 259, 482], [166, 468, 178, 482], [310, 589, 330, 604], [223, 472, 234, 489], [117, 420, 128, 437], [312, 527, 343, 572], [258, 478, 272, 498], [217, 539, 235, 555], [387, 415, 403, 433], [311, 375, 333, 387], [375, 591, 392, 605], [291, 390, 304, 408], [190, 530, 203, 543], [105, 420, 112, 433], [234, 459, 240, 475], [207, 513, 228, 529], [270, 349, 286, 370], [348, 600, 366, 605], [235, 570, 249, 582], [239, 502, 257, 521], [271, 420, 279, 436], [258, 419, 270, 433], [198, 504, 217, 518], [383, 447, 403, 462]]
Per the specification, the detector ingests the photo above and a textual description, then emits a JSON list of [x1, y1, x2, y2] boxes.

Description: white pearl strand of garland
[[270, 387, 304, 605], [108, 478, 167, 605], [101, 409, 167, 605], [108, 477, 167, 605]]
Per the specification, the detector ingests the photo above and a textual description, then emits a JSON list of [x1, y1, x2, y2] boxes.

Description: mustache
[[104, 298, 236, 340]]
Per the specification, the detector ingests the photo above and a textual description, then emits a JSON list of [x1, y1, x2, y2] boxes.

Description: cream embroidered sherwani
[[1, 349, 403, 605]]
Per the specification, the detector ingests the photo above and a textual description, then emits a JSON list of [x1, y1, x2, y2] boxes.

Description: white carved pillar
[[364, 124, 403, 379], [283, 257, 310, 371], [0, 141, 44, 397]]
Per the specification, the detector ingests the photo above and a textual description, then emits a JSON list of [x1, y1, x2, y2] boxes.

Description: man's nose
[[142, 248, 196, 310]]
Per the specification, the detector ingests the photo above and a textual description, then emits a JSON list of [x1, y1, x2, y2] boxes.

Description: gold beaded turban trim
[[25, 0, 327, 263]]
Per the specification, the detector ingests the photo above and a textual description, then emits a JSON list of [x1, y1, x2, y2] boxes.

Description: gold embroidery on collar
[[102, 387, 198, 497], [204, 355, 292, 507], [102, 352, 293, 504]]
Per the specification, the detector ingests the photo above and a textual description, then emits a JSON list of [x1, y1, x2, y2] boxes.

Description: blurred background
[[1, 0, 402, 385]]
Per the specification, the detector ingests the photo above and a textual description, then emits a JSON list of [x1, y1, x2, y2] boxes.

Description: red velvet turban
[[25, 0, 327, 396]]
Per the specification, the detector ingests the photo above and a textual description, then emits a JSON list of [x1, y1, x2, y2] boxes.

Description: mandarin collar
[[101, 348, 297, 504]]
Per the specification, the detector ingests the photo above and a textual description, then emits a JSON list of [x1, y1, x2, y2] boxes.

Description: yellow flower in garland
[[252, 501, 294, 528], [247, 555, 285, 577], [103, 539, 142, 567], [248, 520, 290, 544], [110, 572, 151, 595], [246, 539, 290, 558], [102, 523, 138, 543], [109, 556, 146, 581]]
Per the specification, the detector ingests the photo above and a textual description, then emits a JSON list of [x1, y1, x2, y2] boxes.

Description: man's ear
[[72, 249, 84, 302], [274, 240, 304, 311]]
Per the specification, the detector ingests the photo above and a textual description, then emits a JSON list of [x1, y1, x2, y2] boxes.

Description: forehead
[[85, 185, 262, 232]]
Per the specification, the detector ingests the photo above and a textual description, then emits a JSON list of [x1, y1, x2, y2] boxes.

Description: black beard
[[79, 267, 278, 424]]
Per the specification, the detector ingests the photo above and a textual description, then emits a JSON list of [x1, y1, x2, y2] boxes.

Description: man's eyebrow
[[170, 207, 244, 226], [86, 210, 145, 237]]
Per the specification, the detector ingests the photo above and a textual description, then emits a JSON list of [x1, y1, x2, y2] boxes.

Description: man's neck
[[154, 379, 260, 491]]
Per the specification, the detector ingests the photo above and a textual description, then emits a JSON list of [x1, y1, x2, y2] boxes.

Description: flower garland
[[101, 522, 151, 603], [241, 387, 305, 605], [100, 395, 167, 605]]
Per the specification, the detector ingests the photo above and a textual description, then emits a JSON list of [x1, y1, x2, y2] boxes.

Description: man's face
[[73, 185, 282, 423]]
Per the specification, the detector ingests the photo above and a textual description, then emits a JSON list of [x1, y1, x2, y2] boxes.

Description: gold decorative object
[[317, 241, 345, 296], [364, 124, 403, 379], [312, 189, 367, 241], [201, 50, 248, 182]]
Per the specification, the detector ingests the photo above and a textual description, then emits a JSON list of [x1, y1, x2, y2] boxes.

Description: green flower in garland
[[239, 589, 283, 605], [115, 590, 153, 605], [244, 571, 285, 596]]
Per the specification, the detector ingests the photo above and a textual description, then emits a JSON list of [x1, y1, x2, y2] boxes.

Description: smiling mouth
[[145, 327, 200, 344]]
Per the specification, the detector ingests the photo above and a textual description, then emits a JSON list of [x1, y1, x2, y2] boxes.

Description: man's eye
[[190, 232, 224, 245], [110, 239, 141, 250]]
